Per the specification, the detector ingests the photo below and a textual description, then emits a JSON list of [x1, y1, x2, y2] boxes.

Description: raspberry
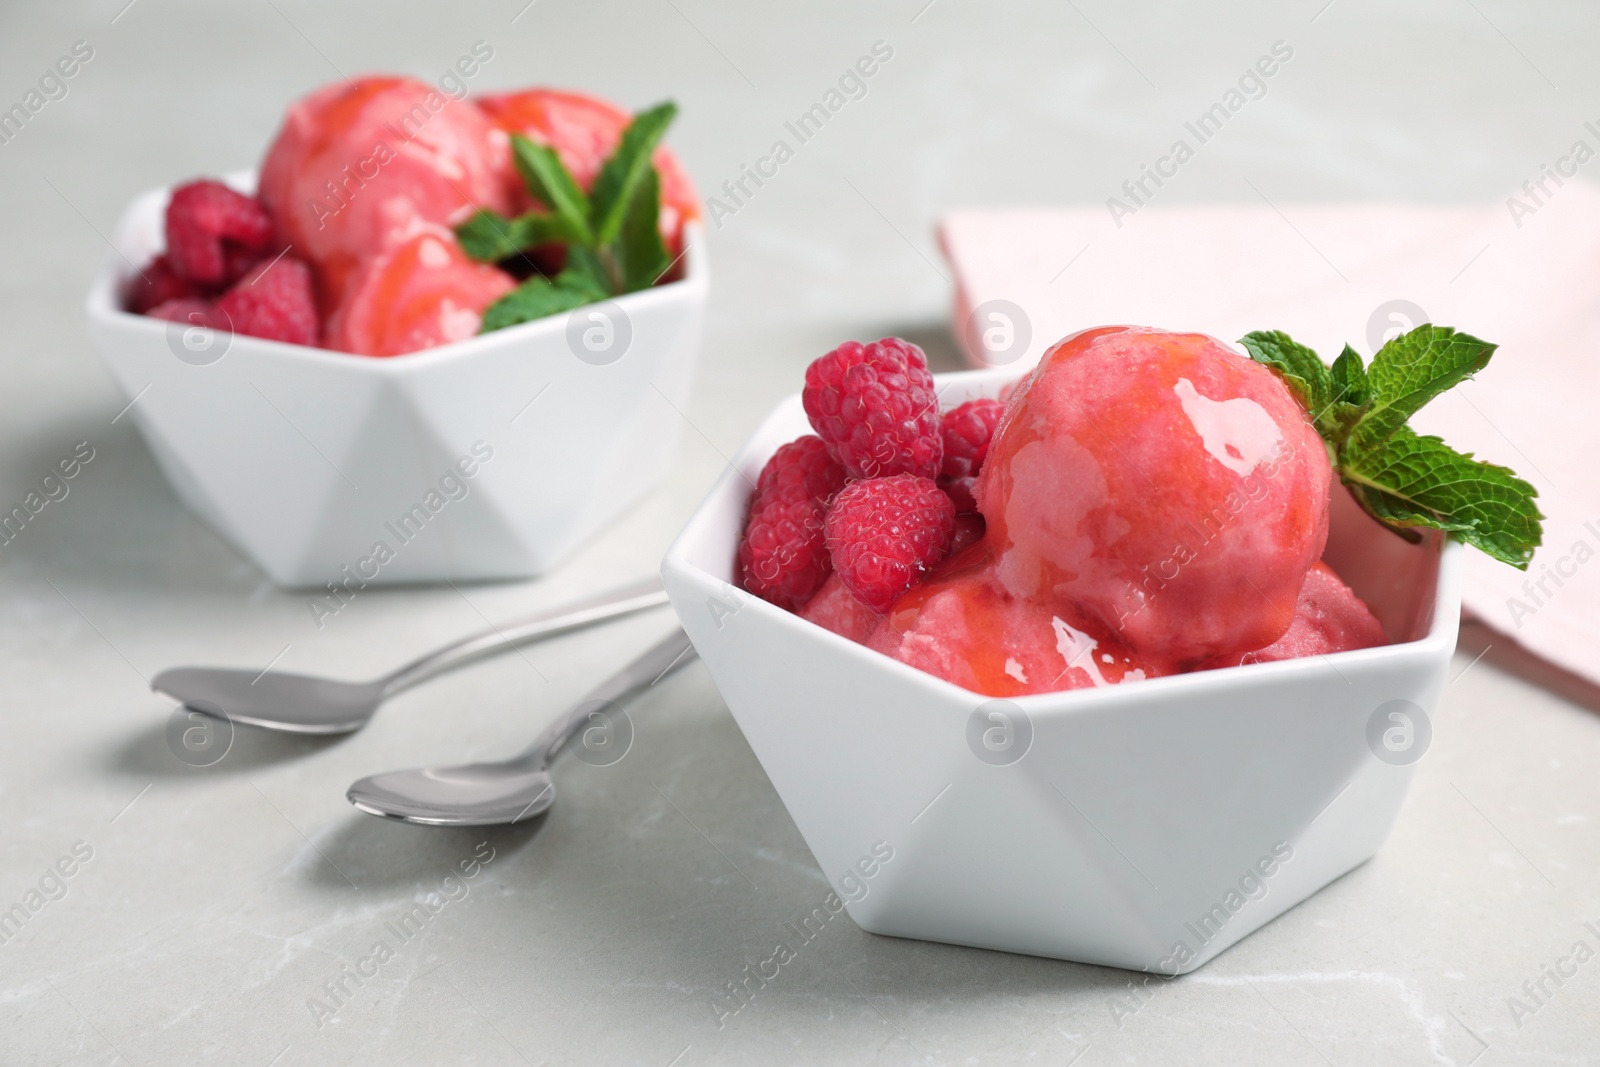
[[165, 180, 276, 287], [214, 256, 320, 346], [940, 398, 1004, 480], [127, 254, 204, 314], [755, 434, 846, 502], [825, 474, 955, 613], [938, 397, 1003, 513], [803, 338, 942, 480], [739, 436, 847, 610]]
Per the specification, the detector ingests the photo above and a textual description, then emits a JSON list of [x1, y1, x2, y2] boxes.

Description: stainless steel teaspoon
[[150, 576, 670, 735], [345, 627, 697, 826]]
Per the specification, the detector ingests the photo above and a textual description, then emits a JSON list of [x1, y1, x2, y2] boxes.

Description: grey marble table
[[1, 1, 1596, 1063]]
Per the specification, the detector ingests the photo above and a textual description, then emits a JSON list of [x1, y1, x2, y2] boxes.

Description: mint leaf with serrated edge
[[456, 208, 588, 262], [510, 135, 593, 244], [1329, 343, 1370, 408], [589, 101, 677, 247], [616, 166, 670, 292], [480, 273, 605, 333], [1353, 324, 1495, 448], [1341, 426, 1542, 567], [1238, 330, 1331, 422], [1241, 324, 1543, 568], [469, 101, 681, 335]]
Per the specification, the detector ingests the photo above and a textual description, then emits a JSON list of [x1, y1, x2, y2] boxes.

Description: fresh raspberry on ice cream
[[164, 180, 276, 287], [803, 338, 943, 481], [738, 436, 848, 611], [977, 326, 1330, 668], [939, 398, 1003, 482], [215, 256, 320, 346], [938, 397, 1003, 513], [824, 473, 955, 613], [323, 229, 515, 357], [258, 76, 512, 307]]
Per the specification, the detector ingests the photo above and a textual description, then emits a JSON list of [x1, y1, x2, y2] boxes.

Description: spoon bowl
[[347, 763, 555, 826], [347, 629, 697, 827], [153, 670, 382, 734]]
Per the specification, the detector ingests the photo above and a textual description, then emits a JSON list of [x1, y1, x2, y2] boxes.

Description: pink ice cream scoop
[[258, 76, 512, 308], [977, 326, 1331, 668], [323, 227, 514, 357]]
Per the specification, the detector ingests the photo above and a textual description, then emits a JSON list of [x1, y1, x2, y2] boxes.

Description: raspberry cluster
[[738, 338, 1002, 615], [738, 436, 847, 610], [130, 180, 319, 346]]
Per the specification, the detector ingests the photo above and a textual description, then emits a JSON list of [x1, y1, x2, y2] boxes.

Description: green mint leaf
[[589, 101, 677, 247], [1318, 343, 1372, 445], [1340, 426, 1543, 568], [511, 135, 593, 244], [561, 245, 614, 296], [479, 273, 603, 334], [616, 166, 670, 292], [1238, 330, 1332, 420], [456, 209, 587, 262], [1246, 321, 1543, 568], [1329, 344, 1370, 408], [1351, 324, 1494, 450], [551, 263, 610, 302]]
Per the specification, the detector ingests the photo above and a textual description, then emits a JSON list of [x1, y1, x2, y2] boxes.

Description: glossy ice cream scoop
[[977, 326, 1331, 668], [476, 88, 700, 254], [258, 76, 513, 306], [323, 227, 515, 357]]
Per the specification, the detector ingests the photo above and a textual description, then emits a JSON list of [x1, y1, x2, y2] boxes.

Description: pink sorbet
[[977, 326, 1331, 669], [258, 76, 512, 308]]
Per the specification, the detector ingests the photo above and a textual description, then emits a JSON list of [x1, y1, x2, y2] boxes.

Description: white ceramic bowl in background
[[85, 174, 707, 588], [663, 367, 1461, 974]]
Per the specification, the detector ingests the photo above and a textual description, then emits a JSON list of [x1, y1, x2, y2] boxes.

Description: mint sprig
[[460, 101, 680, 333], [1240, 325, 1543, 568]]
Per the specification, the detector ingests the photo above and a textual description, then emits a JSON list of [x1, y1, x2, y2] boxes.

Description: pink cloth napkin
[[939, 187, 1600, 688]]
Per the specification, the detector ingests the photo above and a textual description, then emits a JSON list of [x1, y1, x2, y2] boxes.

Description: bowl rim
[[663, 366, 1464, 716], [83, 170, 709, 373]]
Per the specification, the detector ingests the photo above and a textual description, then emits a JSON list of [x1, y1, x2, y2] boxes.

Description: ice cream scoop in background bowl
[[661, 366, 1460, 973], [85, 173, 708, 587]]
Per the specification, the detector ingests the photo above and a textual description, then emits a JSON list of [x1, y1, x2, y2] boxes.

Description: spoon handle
[[526, 627, 699, 768], [378, 576, 669, 697]]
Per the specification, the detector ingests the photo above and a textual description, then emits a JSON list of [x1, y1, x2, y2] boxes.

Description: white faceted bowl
[[85, 174, 707, 588], [663, 367, 1461, 973]]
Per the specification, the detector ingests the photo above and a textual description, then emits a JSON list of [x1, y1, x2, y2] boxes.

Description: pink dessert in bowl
[[660, 320, 1535, 972], [742, 324, 1524, 696], [86, 77, 708, 586], [322, 226, 516, 356], [118, 76, 696, 358], [257, 75, 514, 309]]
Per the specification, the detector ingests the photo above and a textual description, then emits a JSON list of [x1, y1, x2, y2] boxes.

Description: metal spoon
[[150, 576, 670, 735], [346, 627, 697, 826]]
